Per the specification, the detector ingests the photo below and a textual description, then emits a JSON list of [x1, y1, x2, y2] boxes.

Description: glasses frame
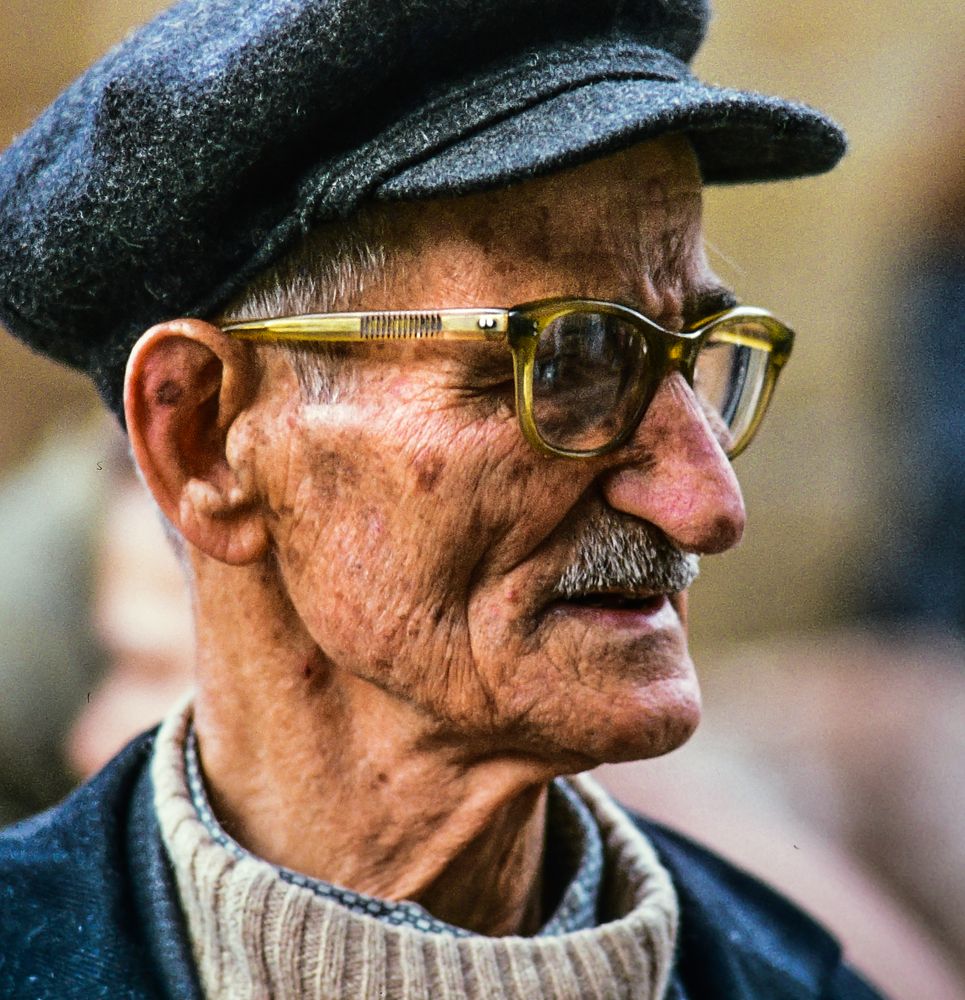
[[222, 297, 794, 460]]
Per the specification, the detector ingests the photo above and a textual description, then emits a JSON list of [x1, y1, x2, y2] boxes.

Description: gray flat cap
[[0, 0, 845, 416]]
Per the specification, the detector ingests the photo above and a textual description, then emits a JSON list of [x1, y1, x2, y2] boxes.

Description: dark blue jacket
[[0, 732, 884, 999]]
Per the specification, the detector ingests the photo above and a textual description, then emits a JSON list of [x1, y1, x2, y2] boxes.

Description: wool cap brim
[[0, 2, 846, 419], [379, 79, 843, 202]]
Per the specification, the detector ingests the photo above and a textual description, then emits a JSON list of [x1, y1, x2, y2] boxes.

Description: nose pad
[[600, 372, 746, 555]]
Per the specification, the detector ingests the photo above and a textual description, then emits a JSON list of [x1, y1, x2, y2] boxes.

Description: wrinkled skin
[[126, 136, 745, 935]]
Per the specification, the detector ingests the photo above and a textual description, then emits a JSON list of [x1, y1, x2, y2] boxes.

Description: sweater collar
[[183, 721, 604, 937], [154, 700, 679, 1000]]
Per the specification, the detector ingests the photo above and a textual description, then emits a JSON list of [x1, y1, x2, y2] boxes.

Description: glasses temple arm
[[221, 309, 509, 343]]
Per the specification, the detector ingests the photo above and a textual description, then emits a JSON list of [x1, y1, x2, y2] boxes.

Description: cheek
[[270, 406, 505, 666], [265, 385, 589, 708]]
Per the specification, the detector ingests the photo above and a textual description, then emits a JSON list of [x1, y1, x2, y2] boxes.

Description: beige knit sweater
[[153, 703, 678, 999]]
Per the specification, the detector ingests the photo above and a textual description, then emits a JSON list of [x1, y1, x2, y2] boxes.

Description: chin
[[467, 591, 703, 769], [505, 651, 703, 772], [588, 671, 703, 764], [547, 605, 702, 764]]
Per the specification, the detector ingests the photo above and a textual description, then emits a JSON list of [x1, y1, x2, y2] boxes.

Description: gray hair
[[152, 208, 392, 565], [219, 206, 392, 402], [555, 507, 699, 598]]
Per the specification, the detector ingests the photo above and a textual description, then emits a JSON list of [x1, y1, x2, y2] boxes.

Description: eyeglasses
[[222, 297, 794, 460]]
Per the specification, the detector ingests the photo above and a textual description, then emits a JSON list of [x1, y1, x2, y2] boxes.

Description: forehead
[[471, 135, 703, 244], [369, 135, 705, 308]]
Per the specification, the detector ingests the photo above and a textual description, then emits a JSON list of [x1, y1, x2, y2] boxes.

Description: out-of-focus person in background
[[0, 1, 962, 998], [65, 431, 194, 779], [0, 415, 193, 820], [0, 418, 108, 824]]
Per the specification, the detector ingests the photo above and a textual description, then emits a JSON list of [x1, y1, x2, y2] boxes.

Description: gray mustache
[[554, 510, 700, 598]]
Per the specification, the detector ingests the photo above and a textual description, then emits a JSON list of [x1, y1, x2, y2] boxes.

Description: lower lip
[[547, 595, 679, 634]]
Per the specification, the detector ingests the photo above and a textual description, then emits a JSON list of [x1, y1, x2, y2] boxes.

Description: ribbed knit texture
[[182, 724, 605, 938], [153, 703, 678, 999]]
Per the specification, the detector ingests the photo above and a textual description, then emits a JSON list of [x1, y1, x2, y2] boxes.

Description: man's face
[[239, 136, 745, 768]]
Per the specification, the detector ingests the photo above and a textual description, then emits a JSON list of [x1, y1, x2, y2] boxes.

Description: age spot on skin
[[309, 450, 361, 492], [414, 454, 445, 493], [508, 457, 533, 479], [468, 219, 496, 250], [492, 257, 520, 280], [155, 380, 183, 406]]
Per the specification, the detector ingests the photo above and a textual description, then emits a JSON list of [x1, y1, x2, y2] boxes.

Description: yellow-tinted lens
[[530, 310, 649, 452], [693, 317, 774, 453]]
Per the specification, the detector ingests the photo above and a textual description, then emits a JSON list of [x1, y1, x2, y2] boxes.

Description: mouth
[[543, 588, 682, 633], [530, 504, 699, 634], [558, 590, 669, 613]]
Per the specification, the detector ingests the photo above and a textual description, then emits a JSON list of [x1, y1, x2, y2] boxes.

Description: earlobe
[[124, 318, 269, 566]]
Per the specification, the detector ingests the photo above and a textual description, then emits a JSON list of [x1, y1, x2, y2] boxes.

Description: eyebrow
[[686, 285, 739, 322]]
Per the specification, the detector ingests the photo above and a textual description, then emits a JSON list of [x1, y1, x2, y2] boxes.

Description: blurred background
[[1, 1, 963, 997]]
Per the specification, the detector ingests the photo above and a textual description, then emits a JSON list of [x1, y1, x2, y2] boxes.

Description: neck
[[190, 562, 554, 937]]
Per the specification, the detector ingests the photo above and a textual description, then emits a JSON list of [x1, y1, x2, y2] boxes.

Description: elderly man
[[0, 1, 883, 997]]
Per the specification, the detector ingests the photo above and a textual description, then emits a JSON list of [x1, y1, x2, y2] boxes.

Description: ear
[[124, 318, 269, 565]]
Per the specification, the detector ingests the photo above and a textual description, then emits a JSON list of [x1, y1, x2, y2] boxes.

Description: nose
[[600, 373, 746, 554]]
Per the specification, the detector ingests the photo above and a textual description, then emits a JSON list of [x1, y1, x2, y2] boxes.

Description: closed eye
[[457, 346, 516, 389], [451, 360, 516, 416], [684, 286, 740, 328]]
